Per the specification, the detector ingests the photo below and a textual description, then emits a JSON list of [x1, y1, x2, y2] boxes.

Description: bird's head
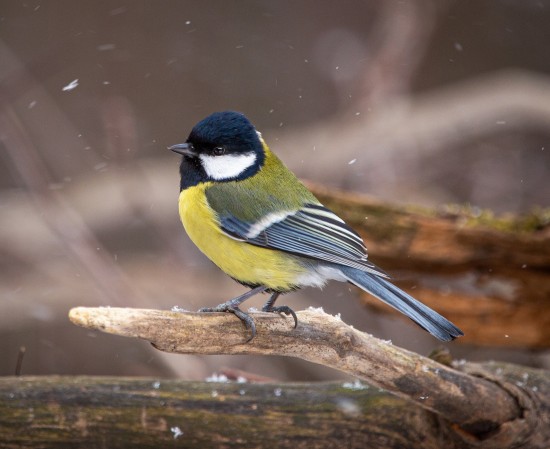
[[169, 111, 265, 188]]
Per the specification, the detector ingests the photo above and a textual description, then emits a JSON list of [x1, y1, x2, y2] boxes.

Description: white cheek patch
[[200, 152, 257, 180]]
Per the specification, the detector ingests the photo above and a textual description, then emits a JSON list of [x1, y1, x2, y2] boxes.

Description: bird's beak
[[168, 142, 197, 157]]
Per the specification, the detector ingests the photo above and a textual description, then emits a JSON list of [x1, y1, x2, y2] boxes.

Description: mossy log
[[1, 364, 549, 449], [0, 376, 480, 449]]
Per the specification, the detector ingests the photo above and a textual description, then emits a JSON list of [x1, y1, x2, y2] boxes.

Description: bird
[[169, 111, 463, 342]]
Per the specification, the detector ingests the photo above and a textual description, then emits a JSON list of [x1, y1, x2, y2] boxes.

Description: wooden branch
[[68, 307, 549, 448]]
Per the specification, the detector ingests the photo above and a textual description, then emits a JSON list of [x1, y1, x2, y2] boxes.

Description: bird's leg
[[261, 292, 298, 329], [199, 286, 267, 342]]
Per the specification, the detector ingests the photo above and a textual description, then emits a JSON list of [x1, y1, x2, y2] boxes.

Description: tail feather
[[340, 267, 463, 341]]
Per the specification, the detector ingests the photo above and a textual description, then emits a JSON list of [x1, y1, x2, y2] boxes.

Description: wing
[[220, 202, 389, 277]]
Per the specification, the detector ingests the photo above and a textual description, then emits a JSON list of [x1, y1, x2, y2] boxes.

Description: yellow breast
[[178, 184, 307, 291]]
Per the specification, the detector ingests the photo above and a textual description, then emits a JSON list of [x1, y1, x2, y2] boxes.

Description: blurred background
[[1, 0, 549, 380]]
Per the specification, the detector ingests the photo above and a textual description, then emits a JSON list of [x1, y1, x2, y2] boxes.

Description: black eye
[[212, 146, 226, 156]]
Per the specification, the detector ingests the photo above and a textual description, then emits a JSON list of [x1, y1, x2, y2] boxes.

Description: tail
[[339, 266, 463, 341]]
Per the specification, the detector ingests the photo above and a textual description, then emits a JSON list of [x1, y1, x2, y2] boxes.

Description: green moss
[[313, 187, 550, 235], [438, 204, 550, 233]]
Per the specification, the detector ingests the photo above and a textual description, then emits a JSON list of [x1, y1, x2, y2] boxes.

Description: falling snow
[[336, 398, 361, 417], [62, 79, 79, 91], [206, 373, 229, 383], [342, 379, 367, 390], [171, 427, 184, 439], [171, 305, 188, 312], [307, 306, 325, 314]]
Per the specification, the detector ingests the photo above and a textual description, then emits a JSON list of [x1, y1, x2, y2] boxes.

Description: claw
[[199, 303, 256, 342], [197, 286, 267, 342], [262, 304, 298, 329], [230, 307, 257, 342]]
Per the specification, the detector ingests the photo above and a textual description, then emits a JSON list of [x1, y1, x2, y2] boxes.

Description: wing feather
[[219, 203, 388, 277]]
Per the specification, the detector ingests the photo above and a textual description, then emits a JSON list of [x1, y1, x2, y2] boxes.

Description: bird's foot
[[199, 303, 257, 342], [261, 304, 298, 329]]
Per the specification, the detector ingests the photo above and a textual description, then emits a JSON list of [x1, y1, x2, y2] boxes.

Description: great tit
[[169, 111, 463, 342]]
